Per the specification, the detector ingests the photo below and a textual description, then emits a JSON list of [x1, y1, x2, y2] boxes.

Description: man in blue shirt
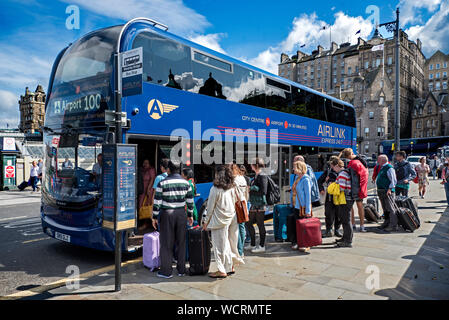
[[152, 158, 170, 195]]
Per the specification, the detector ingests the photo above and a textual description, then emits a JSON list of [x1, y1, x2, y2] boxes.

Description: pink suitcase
[[143, 231, 160, 271], [296, 217, 322, 248]]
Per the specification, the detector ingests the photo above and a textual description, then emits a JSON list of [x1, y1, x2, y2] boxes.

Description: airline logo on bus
[[317, 124, 346, 139], [148, 99, 179, 120]]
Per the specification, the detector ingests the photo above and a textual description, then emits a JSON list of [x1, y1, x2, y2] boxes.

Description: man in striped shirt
[[152, 160, 194, 279]]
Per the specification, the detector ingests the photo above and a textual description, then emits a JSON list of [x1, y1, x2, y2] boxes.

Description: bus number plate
[[55, 231, 71, 243]]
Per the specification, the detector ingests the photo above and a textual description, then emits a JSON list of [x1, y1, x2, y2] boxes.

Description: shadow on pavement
[[374, 206, 449, 299]]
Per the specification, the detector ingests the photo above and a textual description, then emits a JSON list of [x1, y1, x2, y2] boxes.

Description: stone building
[[425, 50, 449, 95], [412, 92, 449, 138], [19, 85, 46, 134], [353, 68, 394, 154], [279, 28, 426, 154]]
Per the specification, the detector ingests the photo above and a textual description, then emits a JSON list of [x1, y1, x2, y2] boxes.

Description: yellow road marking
[[22, 237, 51, 244], [0, 257, 143, 300]]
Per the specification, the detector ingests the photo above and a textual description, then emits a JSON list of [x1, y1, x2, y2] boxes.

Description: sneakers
[[298, 247, 310, 252], [337, 242, 352, 248], [244, 244, 256, 251], [334, 229, 343, 238], [359, 226, 367, 233], [291, 244, 299, 250], [322, 230, 333, 238], [352, 225, 357, 231], [251, 245, 266, 253], [157, 272, 173, 279], [178, 273, 185, 277]]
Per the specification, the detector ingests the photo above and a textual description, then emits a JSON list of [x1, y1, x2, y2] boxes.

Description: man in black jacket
[[317, 156, 342, 238]]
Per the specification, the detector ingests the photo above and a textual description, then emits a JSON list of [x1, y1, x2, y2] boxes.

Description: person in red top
[[340, 148, 369, 232]]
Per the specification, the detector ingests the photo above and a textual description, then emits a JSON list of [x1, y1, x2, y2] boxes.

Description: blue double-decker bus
[[41, 18, 357, 252]]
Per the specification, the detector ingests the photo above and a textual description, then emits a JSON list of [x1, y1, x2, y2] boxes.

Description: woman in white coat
[[203, 165, 239, 279]]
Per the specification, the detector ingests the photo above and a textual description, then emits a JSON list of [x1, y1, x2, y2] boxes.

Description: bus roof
[[89, 22, 354, 110]]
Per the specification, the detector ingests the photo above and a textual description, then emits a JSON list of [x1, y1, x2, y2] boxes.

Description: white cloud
[[0, 90, 19, 128], [399, 0, 443, 26], [247, 12, 373, 73], [405, 0, 449, 56], [62, 0, 210, 34], [188, 33, 227, 54]]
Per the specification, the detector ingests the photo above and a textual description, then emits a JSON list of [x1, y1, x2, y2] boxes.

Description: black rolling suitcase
[[188, 228, 211, 275], [364, 203, 379, 223], [395, 196, 420, 227], [18, 180, 29, 191], [390, 196, 420, 232]]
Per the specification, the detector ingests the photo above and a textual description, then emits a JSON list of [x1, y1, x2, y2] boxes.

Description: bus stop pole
[[114, 50, 123, 292]]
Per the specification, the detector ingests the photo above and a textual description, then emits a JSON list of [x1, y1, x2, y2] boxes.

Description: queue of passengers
[[136, 147, 437, 280]]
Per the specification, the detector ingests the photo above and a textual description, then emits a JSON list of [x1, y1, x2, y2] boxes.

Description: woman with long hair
[[291, 160, 313, 252], [137, 159, 156, 231], [203, 165, 238, 278], [230, 163, 248, 260], [416, 156, 430, 198]]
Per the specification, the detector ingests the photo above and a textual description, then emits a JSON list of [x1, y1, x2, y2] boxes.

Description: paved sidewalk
[[37, 180, 449, 300]]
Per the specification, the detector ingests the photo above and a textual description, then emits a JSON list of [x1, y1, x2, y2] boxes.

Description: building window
[[364, 127, 370, 138], [376, 58, 381, 67], [436, 82, 441, 90], [387, 56, 393, 65], [443, 82, 448, 90], [417, 120, 421, 129], [379, 96, 384, 105], [429, 64, 433, 70], [364, 142, 370, 153], [364, 61, 369, 69], [429, 83, 433, 91], [427, 120, 431, 128], [369, 111, 374, 119], [377, 127, 385, 137], [436, 72, 440, 79], [436, 63, 440, 69], [428, 106, 433, 114], [429, 74, 433, 79], [444, 72, 447, 78], [444, 62, 448, 68]]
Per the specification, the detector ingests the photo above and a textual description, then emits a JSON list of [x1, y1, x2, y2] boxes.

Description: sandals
[[208, 271, 227, 279], [227, 266, 236, 276]]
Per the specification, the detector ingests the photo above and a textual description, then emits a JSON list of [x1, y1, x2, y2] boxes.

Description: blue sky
[[1, 0, 448, 127]]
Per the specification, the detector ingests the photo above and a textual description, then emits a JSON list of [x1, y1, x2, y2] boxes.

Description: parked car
[[406, 156, 421, 168], [367, 159, 377, 168]]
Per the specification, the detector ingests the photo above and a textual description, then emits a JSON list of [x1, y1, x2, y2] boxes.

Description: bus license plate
[[55, 231, 71, 243]]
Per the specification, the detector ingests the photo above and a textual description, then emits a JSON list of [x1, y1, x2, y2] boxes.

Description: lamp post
[[380, 8, 400, 152]]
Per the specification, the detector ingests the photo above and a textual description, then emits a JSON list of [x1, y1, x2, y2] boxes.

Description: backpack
[[395, 161, 409, 181], [266, 175, 281, 205]]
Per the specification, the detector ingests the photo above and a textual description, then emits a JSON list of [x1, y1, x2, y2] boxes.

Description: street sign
[[102, 144, 137, 231], [5, 165, 15, 178], [120, 47, 143, 97], [2, 138, 16, 151]]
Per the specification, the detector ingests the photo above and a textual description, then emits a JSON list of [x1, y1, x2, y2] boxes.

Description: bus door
[[278, 145, 292, 204]]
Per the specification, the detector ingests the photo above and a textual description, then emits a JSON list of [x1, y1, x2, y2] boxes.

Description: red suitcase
[[296, 217, 322, 248]]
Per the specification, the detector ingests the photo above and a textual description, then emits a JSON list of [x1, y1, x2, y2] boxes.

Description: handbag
[[234, 187, 249, 224], [139, 195, 153, 220], [299, 206, 313, 218]]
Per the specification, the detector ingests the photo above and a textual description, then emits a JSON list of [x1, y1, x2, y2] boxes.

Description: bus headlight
[[132, 107, 139, 116]]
